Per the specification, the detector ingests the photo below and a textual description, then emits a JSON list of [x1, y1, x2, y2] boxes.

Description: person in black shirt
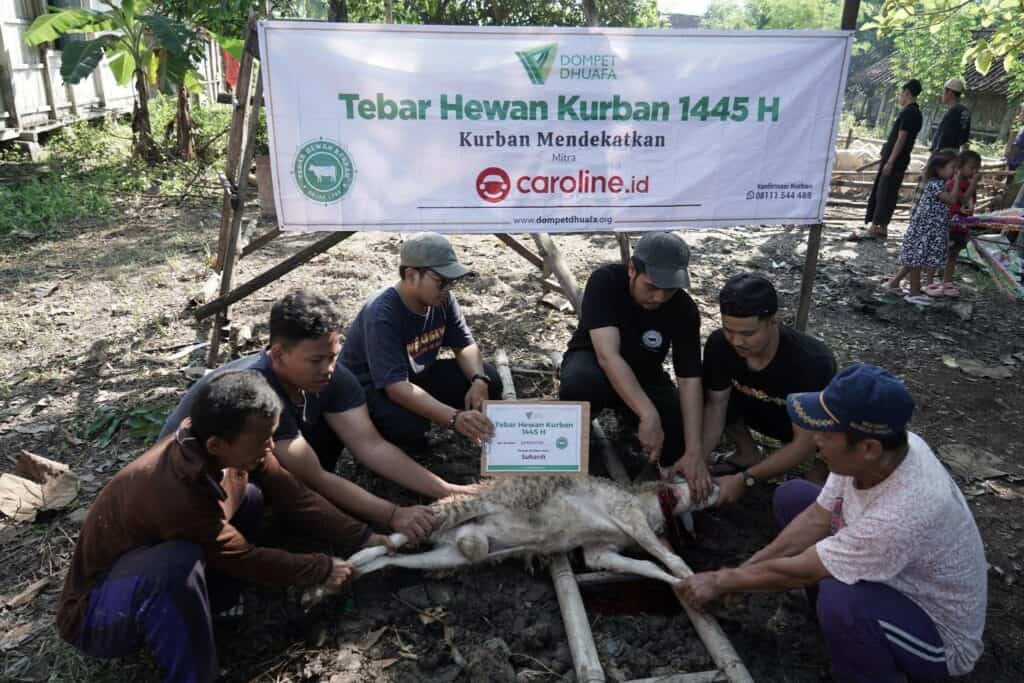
[[161, 290, 450, 543], [560, 232, 703, 473], [851, 80, 924, 241], [930, 78, 971, 153], [681, 274, 836, 506]]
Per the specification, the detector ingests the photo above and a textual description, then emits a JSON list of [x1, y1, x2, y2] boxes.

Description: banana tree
[[25, 0, 196, 162]]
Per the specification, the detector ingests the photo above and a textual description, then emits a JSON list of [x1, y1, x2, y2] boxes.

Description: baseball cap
[[719, 273, 778, 318], [399, 233, 471, 279], [633, 232, 691, 289], [787, 364, 915, 437], [944, 78, 965, 94]]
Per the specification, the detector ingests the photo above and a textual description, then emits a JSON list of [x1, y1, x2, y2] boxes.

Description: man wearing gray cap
[[931, 78, 971, 153], [559, 232, 703, 474], [341, 233, 502, 451]]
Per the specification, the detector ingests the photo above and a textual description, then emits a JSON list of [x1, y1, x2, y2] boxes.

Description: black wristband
[[448, 411, 461, 430], [471, 373, 491, 385]]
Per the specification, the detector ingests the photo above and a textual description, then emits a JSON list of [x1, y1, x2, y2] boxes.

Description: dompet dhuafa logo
[[516, 43, 558, 85], [294, 139, 355, 203]]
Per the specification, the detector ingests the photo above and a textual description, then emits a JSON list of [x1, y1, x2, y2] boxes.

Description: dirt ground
[[0, 194, 1022, 682]]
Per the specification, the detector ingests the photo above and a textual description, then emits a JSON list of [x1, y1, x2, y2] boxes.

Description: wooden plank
[[195, 231, 354, 321], [240, 227, 282, 258], [496, 233, 544, 270], [795, 224, 823, 332], [494, 348, 517, 401], [206, 72, 264, 364], [214, 16, 258, 272]]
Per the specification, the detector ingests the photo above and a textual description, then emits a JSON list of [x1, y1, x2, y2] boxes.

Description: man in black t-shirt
[[931, 78, 971, 152], [340, 233, 502, 451], [852, 80, 924, 241], [161, 290, 460, 543], [681, 274, 836, 506], [560, 232, 703, 473]]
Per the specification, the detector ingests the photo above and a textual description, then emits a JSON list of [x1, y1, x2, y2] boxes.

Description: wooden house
[[848, 55, 1021, 147], [1, 0, 223, 144]]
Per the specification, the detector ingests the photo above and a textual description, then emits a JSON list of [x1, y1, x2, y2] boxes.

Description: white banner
[[259, 22, 852, 233]]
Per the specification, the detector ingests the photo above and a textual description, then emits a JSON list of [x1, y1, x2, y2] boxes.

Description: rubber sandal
[[942, 283, 961, 297], [847, 231, 884, 242], [904, 294, 935, 306], [923, 283, 946, 297]]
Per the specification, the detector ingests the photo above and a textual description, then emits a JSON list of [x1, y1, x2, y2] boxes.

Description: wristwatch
[[448, 411, 462, 431], [471, 373, 491, 385], [742, 469, 757, 488]]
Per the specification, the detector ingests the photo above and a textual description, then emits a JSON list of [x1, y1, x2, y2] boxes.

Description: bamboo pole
[[494, 349, 517, 401], [532, 233, 582, 314], [551, 554, 606, 683], [626, 672, 726, 683], [597, 430, 753, 683], [500, 349, 605, 682]]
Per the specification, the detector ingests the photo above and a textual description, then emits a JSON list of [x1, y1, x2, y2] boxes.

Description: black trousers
[[865, 163, 907, 228], [558, 350, 684, 469], [364, 359, 503, 449]]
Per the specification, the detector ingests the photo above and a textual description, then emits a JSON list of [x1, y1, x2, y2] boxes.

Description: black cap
[[633, 232, 691, 289], [719, 273, 778, 318]]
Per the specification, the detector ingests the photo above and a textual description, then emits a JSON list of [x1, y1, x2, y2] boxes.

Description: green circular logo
[[293, 139, 355, 203], [556, 436, 568, 450]]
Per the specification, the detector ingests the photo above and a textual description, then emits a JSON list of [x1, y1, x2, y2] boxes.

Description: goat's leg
[[613, 509, 693, 579], [357, 543, 473, 576], [582, 545, 680, 585], [348, 533, 410, 569]]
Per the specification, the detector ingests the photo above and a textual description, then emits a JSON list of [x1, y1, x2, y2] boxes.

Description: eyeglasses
[[422, 269, 457, 290]]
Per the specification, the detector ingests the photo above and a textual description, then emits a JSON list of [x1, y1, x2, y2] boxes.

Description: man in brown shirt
[[57, 371, 388, 682]]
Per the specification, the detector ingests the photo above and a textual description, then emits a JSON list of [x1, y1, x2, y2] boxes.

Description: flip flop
[[943, 283, 961, 297], [846, 231, 884, 242], [923, 283, 946, 297]]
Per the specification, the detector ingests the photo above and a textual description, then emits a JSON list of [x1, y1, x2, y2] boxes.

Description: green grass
[[0, 97, 233, 238]]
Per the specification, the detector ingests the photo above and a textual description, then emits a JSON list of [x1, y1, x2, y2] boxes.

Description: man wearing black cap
[[677, 364, 986, 683], [684, 273, 835, 506], [341, 232, 502, 451], [559, 231, 703, 473]]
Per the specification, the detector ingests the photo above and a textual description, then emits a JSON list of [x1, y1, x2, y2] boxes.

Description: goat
[[347, 475, 717, 584]]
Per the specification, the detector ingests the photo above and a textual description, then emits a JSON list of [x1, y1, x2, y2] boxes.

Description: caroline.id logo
[[516, 43, 558, 85]]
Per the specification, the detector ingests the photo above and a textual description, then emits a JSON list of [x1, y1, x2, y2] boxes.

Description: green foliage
[[702, 0, 843, 30], [888, 10, 973, 102], [867, 0, 1024, 93], [0, 99, 232, 238], [87, 404, 168, 447]]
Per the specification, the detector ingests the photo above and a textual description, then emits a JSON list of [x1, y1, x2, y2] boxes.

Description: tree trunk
[[176, 82, 195, 161], [582, 0, 598, 26], [132, 69, 158, 162], [328, 0, 348, 21]]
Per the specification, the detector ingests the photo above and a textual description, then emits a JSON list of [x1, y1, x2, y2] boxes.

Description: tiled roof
[[856, 55, 1011, 96]]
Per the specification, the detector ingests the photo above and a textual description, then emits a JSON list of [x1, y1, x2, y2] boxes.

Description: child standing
[[884, 149, 962, 304], [924, 150, 981, 297]]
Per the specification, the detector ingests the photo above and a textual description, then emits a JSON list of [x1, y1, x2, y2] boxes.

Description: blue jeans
[[74, 483, 263, 683], [773, 480, 949, 683]]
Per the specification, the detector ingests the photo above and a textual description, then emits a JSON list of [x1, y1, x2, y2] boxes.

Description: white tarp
[[258, 22, 852, 232]]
